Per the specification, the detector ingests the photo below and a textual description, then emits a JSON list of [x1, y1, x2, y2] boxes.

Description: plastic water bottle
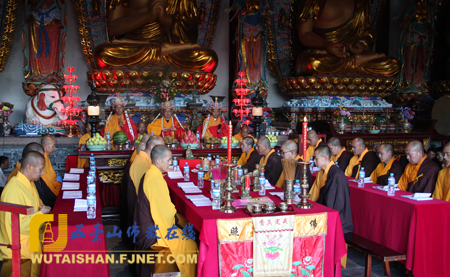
[[207, 154, 212, 161], [196, 131, 200, 142], [106, 131, 111, 150], [259, 173, 266, 196], [358, 167, 365, 188], [212, 182, 221, 210], [172, 157, 178, 172], [277, 150, 281, 156], [151, 132, 154, 135], [294, 179, 301, 202], [197, 167, 204, 189], [387, 173, 395, 196], [184, 162, 190, 181], [238, 165, 243, 180], [87, 193, 96, 219], [89, 153, 95, 163], [309, 157, 314, 172], [215, 155, 220, 165]]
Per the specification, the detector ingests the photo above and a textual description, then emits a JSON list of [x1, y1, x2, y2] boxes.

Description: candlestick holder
[[284, 180, 294, 204], [252, 164, 261, 192], [297, 161, 313, 209], [221, 164, 236, 213]]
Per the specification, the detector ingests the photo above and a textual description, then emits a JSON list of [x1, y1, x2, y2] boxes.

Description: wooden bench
[[344, 232, 407, 277]]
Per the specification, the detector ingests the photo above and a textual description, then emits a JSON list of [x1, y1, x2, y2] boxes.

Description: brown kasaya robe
[[376, 160, 404, 186], [242, 150, 262, 173], [336, 151, 353, 171]]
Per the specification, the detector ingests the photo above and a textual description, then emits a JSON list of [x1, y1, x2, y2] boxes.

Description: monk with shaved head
[[311, 145, 353, 234], [237, 136, 261, 173], [370, 143, 404, 186], [327, 137, 353, 170], [134, 145, 197, 276], [256, 136, 283, 186], [0, 151, 51, 276], [345, 137, 379, 178], [398, 140, 440, 193], [234, 125, 251, 142], [40, 136, 62, 197], [275, 140, 312, 188], [304, 130, 325, 162]]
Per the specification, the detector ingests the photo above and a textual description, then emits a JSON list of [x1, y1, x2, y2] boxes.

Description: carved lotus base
[[279, 76, 399, 97], [88, 69, 217, 94]]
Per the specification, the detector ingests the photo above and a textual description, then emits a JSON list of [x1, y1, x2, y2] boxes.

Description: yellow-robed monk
[[201, 99, 229, 139], [140, 145, 197, 276], [130, 136, 164, 194], [101, 98, 137, 142], [41, 136, 61, 196], [233, 125, 251, 142], [345, 137, 379, 178], [370, 143, 404, 185], [276, 140, 303, 188], [78, 123, 91, 168], [303, 130, 323, 162], [237, 136, 261, 173], [147, 101, 184, 141], [130, 134, 151, 163], [433, 142, 450, 201], [0, 151, 52, 277]]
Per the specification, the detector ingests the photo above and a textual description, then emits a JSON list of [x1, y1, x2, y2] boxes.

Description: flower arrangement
[[333, 106, 351, 120], [398, 107, 414, 121], [263, 107, 273, 118], [0, 102, 14, 117], [148, 66, 180, 101]]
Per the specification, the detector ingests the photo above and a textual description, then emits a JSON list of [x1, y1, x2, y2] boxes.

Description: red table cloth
[[348, 180, 450, 277], [40, 169, 110, 277], [310, 172, 450, 277], [166, 170, 347, 277]]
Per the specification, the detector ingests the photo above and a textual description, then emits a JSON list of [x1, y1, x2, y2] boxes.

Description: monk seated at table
[[432, 142, 450, 201], [101, 98, 137, 142], [303, 130, 325, 162], [0, 151, 51, 276], [256, 136, 282, 185], [41, 136, 62, 198], [78, 122, 91, 168], [201, 98, 229, 139], [137, 122, 148, 137], [147, 100, 184, 141], [233, 125, 251, 142], [7, 142, 56, 208], [345, 137, 378, 178], [313, 145, 353, 234], [134, 145, 197, 277], [237, 136, 261, 173], [276, 140, 312, 189], [398, 141, 440, 193], [327, 137, 352, 170], [370, 143, 404, 185]]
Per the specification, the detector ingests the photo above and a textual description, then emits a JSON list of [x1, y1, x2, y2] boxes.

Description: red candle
[[303, 116, 307, 158], [228, 121, 232, 164]]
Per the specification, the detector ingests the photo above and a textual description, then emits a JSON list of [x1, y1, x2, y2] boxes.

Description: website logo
[[30, 214, 67, 252]]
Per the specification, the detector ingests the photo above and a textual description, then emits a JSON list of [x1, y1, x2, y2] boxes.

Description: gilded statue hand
[[325, 42, 349, 58], [348, 42, 365, 54]]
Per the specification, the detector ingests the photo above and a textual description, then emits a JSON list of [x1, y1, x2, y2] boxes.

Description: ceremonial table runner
[[217, 213, 327, 277]]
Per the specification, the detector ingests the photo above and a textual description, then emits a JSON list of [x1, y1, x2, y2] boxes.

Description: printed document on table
[[74, 199, 87, 212], [62, 182, 80, 190], [64, 173, 80, 181], [63, 191, 83, 199], [69, 168, 84, 174]]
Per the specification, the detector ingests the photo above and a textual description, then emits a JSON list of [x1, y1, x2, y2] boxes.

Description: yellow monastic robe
[[104, 114, 124, 137], [345, 148, 369, 177], [331, 147, 347, 163], [370, 158, 396, 184], [259, 149, 275, 168], [77, 133, 91, 168], [433, 167, 450, 201], [0, 172, 43, 276], [6, 162, 20, 183], [303, 139, 323, 162], [309, 161, 334, 202], [237, 148, 255, 166], [143, 165, 197, 277], [233, 133, 243, 142], [103, 113, 137, 141], [130, 149, 138, 163], [275, 155, 301, 188], [398, 155, 427, 191], [42, 153, 61, 196], [202, 116, 227, 139], [130, 151, 152, 195]]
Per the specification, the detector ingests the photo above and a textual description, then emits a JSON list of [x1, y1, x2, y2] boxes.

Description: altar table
[[40, 169, 110, 277], [348, 181, 450, 277], [166, 170, 347, 277]]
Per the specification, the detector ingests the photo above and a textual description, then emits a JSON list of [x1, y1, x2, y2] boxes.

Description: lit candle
[[228, 121, 232, 164], [303, 116, 307, 159]]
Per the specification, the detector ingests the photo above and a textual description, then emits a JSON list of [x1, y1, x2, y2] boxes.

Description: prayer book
[[62, 190, 83, 199], [61, 182, 80, 190], [69, 168, 84, 174], [401, 193, 433, 201], [168, 171, 184, 179], [74, 199, 87, 212], [63, 173, 80, 181]]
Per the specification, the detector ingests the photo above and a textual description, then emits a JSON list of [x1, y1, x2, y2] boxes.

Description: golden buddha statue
[[93, 0, 218, 72], [295, 0, 400, 77]]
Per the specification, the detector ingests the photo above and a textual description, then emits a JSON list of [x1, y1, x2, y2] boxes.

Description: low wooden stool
[[344, 232, 407, 277]]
